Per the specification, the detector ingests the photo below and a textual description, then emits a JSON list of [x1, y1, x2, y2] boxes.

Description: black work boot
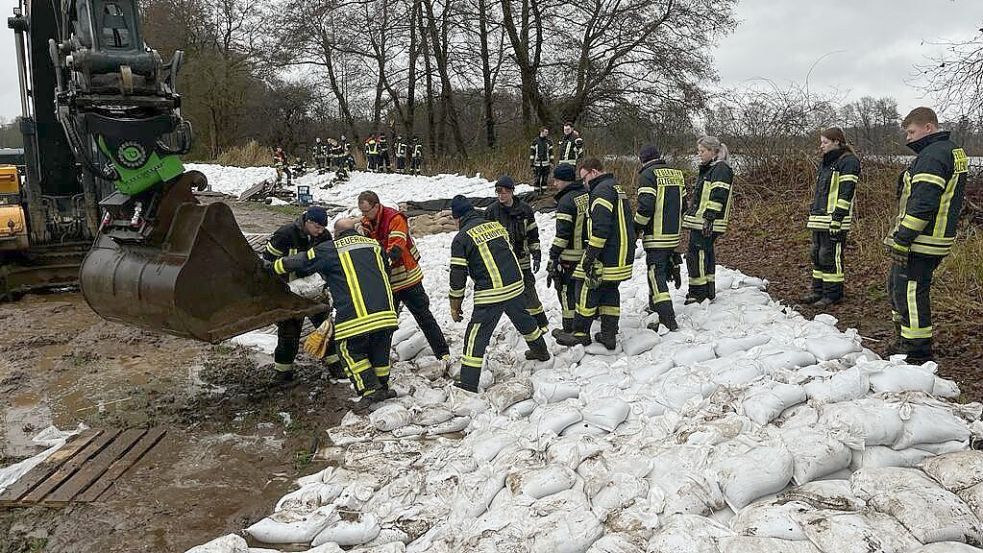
[[813, 297, 842, 308], [524, 337, 551, 362], [594, 315, 618, 351], [555, 331, 591, 347], [885, 322, 904, 356], [904, 338, 934, 365], [799, 278, 824, 305]]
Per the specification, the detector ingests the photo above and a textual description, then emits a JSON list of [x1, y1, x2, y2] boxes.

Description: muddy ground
[[0, 200, 352, 553]]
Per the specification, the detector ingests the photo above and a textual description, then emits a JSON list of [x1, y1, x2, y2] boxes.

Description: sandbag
[[672, 344, 716, 366], [582, 398, 630, 432], [743, 383, 807, 425], [629, 361, 675, 384], [647, 514, 734, 553], [507, 464, 578, 499], [714, 335, 771, 358], [527, 402, 584, 438], [275, 483, 344, 513], [781, 428, 852, 485], [894, 404, 971, 450], [912, 544, 983, 553], [850, 446, 933, 470], [533, 376, 582, 404], [728, 498, 810, 541], [869, 365, 937, 394], [186, 535, 250, 553], [487, 378, 535, 412], [369, 404, 414, 432], [714, 442, 794, 511], [245, 505, 339, 544], [792, 509, 922, 553], [590, 472, 648, 521], [819, 402, 904, 447], [623, 331, 661, 356], [505, 398, 538, 418], [934, 376, 962, 398], [921, 451, 983, 492], [395, 333, 429, 361], [778, 479, 864, 511], [802, 367, 869, 404], [717, 536, 820, 553], [427, 416, 470, 435], [547, 434, 609, 471], [311, 514, 381, 547], [414, 406, 454, 426], [586, 533, 645, 553], [527, 509, 604, 553], [803, 336, 859, 361]]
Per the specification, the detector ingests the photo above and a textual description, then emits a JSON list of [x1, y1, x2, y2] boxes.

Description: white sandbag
[[934, 376, 962, 398], [586, 533, 645, 553], [486, 378, 534, 412], [781, 428, 852, 485], [802, 366, 869, 404], [391, 424, 426, 438], [478, 367, 495, 389], [582, 398, 630, 432], [711, 363, 764, 387], [916, 440, 968, 455], [921, 451, 983, 492], [561, 422, 609, 437], [819, 402, 904, 447], [471, 432, 517, 463], [757, 350, 817, 371], [912, 544, 983, 553], [555, 344, 587, 366], [350, 543, 406, 553], [395, 333, 429, 361], [718, 536, 820, 553], [533, 376, 582, 404], [288, 274, 328, 300], [590, 473, 649, 520], [623, 331, 661, 356], [778, 479, 864, 511], [850, 446, 933, 470], [505, 398, 538, 418], [311, 514, 381, 547], [369, 404, 414, 432], [414, 406, 454, 426], [895, 404, 971, 450], [391, 324, 418, 346], [527, 402, 583, 438], [792, 509, 922, 553], [528, 509, 604, 553], [427, 416, 470, 435], [452, 469, 507, 519], [804, 336, 859, 361], [714, 442, 794, 511], [648, 447, 725, 516], [630, 361, 675, 384], [728, 498, 809, 541], [245, 505, 339, 544], [507, 464, 578, 499], [743, 383, 807, 425], [851, 467, 983, 544], [869, 365, 937, 393], [546, 434, 609, 471], [672, 344, 716, 366], [275, 482, 344, 512], [585, 341, 624, 356], [647, 514, 734, 553], [714, 335, 771, 358], [186, 535, 250, 553]]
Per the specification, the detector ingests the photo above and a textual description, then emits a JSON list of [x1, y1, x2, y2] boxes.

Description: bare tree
[[914, 24, 983, 121]]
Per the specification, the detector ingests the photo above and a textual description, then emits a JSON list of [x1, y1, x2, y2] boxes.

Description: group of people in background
[[260, 105, 966, 402], [364, 134, 424, 174], [529, 122, 585, 192]]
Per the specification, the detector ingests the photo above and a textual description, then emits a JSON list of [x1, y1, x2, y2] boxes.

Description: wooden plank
[[0, 429, 102, 505], [20, 429, 120, 504], [76, 428, 166, 503], [42, 428, 148, 505]]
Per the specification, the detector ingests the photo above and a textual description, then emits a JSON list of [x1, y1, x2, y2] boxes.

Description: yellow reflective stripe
[[334, 312, 399, 340], [812, 270, 824, 279], [838, 174, 859, 183], [910, 243, 950, 256], [601, 265, 633, 281], [560, 250, 585, 262], [450, 256, 468, 267], [906, 280, 919, 332], [462, 355, 483, 368], [339, 252, 367, 317], [599, 305, 620, 316], [375, 248, 396, 311], [589, 236, 606, 248], [637, 187, 657, 197], [529, 243, 541, 251], [307, 248, 316, 260], [914, 234, 955, 246], [339, 341, 368, 392], [634, 213, 652, 225], [389, 231, 407, 239], [934, 170, 960, 238], [553, 237, 570, 248], [476, 243, 502, 289], [465, 323, 481, 360], [266, 243, 284, 256], [834, 242, 843, 280], [592, 197, 614, 212], [710, 181, 731, 190], [617, 198, 628, 270], [901, 214, 929, 232], [911, 173, 946, 188], [835, 199, 852, 210], [449, 288, 466, 298], [556, 213, 574, 222], [273, 258, 287, 274], [375, 365, 391, 378], [901, 326, 933, 339], [827, 171, 842, 214], [707, 201, 724, 211], [527, 304, 544, 315], [522, 327, 543, 341], [526, 221, 538, 231], [474, 281, 525, 304]]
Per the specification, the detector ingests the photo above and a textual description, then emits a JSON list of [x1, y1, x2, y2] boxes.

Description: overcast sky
[[0, 0, 981, 121]]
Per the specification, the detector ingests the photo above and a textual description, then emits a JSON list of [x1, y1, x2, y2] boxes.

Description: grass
[[213, 140, 270, 167]]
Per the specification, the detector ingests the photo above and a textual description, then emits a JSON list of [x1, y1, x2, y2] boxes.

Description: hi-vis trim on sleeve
[[266, 243, 284, 256], [588, 236, 607, 248], [637, 186, 657, 197], [556, 213, 574, 222], [838, 174, 859, 183], [526, 221, 538, 231], [901, 214, 929, 232], [552, 237, 570, 248], [450, 257, 468, 267], [835, 199, 852, 210], [634, 213, 652, 225], [389, 231, 407, 240], [273, 258, 287, 274], [449, 288, 465, 299], [911, 173, 947, 188], [710, 181, 731, 190], [707, 201, 724, 211], [592, 197, 614, 212], [307, 248, 316, 260]]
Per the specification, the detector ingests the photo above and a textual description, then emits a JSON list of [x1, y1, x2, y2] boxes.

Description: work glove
[[581, 247, 602, 289], [303, 318, 334, 359], [828, 220, 843, 242], [633, 221, 645, 240], [449, 297, 464, 323], [261, 259, 275, 275], [545, 259, 556, 288], [702, 216, 715, 236], [389, 246, 403, 267], [670, 252, 683, 289], [532, 255, 541, 273], [886, 241, 910, 268]]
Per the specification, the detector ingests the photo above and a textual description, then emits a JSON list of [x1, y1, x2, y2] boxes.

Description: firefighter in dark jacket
[[485, 175, 549, 332], [262, 206, 337, 382], [313, 137, 328, 172], [410, 137, 424, 175], [884, 107, 968, 363], [272, 217, 399, 403], [530, 127, 553, 193], [394, 135, 408, 173], [449, 196, 551, 392], [379, 134, 391, 173], [556, 158, 636, 350], [683, 136, 734, 304], [802, 127, 860, 306], [547, 164, 589, 336], [634, 145, 684, 332], [557, 122, 584, 166], [328, 138, 349, 182]]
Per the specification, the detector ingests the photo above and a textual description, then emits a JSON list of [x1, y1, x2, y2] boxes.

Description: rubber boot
[[272, 362, 295, 384], [800, 278, 824, 305], [885, 322, 904, 357], [457, 365, 481, 393], [594, 315, 618, 351], [552, 319, 574, 340], [534, 312, 550, 335], [524, 337, 551, 361]]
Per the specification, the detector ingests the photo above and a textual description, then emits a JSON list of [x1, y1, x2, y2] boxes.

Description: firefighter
[[634, 144, 684, 332], [557, 122, 584, 167], [530, 127, 553, 193], [379, 134, 391, 173], [328, 138, 349, 182], [273, 146, 291, 185], [262, 206, 340, 382], [313, 137, 328, 172], [802, 128, 861, 307], [485, 175, 549, 333], [884, 107, 968, 364], [546, 163, 589, 336], [683, 136, 734, 304], [271, 217, 399, 404], [394, 135, 408, 173], [341, 135, 355, 171], [449, 196, 551, 392], [555, 158, 636, 350], [410, 137, 424, 175], [358, 191, 450, 363], [365, 136, 379, 172]]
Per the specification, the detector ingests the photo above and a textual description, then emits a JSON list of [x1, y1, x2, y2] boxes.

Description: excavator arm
[[12, 0, 326, 342]]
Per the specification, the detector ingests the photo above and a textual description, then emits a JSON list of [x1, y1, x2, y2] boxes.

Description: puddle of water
[[1, 401, 53, 459]]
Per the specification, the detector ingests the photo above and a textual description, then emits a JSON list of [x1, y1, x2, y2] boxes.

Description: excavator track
[[0, 242, 89, 300]]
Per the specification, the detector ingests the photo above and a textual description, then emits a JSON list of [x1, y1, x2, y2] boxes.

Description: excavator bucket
[[80, 199, 328, 343]]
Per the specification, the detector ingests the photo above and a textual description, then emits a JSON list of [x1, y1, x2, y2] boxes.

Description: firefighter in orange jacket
[[358, 190, 450, 362]]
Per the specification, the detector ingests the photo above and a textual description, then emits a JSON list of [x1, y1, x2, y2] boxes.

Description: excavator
[[4, 0, 326, 342]]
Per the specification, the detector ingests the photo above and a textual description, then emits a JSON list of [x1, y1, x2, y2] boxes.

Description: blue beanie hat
[[451, 195, 473, 218], [495, 175, 516, 190], [639, 144, 661, 164], [304, 206, 329, 226], [553, 164, 576, 182]]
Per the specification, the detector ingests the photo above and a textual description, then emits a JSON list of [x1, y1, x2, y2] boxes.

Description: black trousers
[[522, 267, 549, 330], [555, 264, 582, 332], [810, 230, 847, 300], [888, 254, 942, 358], [274, 312, 339, 370], [686, 229, 717, 301], [646, 249, 676, 323], [395, 157, 406, 173], [411, 158, 422, 174], [460, 295, 543, 391], [338, 328, 395, 396], [573, 281, 621, 336], [395, 281, 450, 358], [532, 166, 550, 191], [332, 157, 349, 180]]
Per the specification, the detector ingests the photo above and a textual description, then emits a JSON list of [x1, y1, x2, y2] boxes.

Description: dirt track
[[0, 200, 350, 553]]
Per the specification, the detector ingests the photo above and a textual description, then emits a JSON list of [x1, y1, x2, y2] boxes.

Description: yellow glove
[[449, 297, 464, 322], [303, 319, 334, 358]]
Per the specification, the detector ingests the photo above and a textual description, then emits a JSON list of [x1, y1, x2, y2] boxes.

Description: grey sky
[[0, 0, 981, 121]]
